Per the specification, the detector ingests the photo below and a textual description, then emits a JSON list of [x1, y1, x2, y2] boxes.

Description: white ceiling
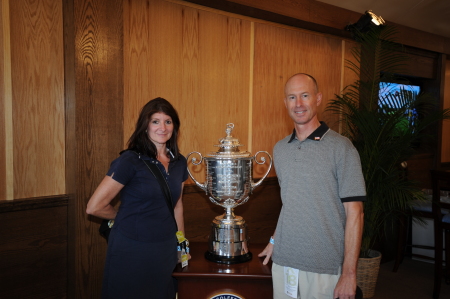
[[316, 0, 450, 39]]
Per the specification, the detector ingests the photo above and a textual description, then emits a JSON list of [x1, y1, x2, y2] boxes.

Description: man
[[259, 73, 366, 299]]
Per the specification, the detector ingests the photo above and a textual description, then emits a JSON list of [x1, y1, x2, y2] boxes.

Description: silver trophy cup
[[187, 123, 272, 264]]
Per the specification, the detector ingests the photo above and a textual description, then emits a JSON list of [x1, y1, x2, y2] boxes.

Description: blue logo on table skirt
[[209, 294, 244, 299]]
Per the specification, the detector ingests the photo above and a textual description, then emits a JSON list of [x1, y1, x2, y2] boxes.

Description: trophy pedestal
[[173, 243, 273, 299], [205, 213, 252, 264]]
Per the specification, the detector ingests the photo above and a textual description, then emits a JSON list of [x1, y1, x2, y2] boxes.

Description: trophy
[[187, 123, 272, 264]]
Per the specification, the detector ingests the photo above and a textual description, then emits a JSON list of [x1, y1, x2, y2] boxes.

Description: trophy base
[[206, 213, 251, 264], [205, 251, 252, 264]]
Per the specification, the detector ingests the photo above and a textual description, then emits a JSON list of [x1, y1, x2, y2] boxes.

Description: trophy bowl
[[187, 123, 272, 264]]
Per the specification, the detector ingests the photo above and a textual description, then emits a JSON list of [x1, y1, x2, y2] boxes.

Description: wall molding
[[0, 194, 69, 213]]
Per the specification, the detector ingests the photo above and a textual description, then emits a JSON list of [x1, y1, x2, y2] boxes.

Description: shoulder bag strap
[[132, 151, 178, 230]]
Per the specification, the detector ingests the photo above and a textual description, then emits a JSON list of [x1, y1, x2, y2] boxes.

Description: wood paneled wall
[[64, 0, 124, 298], [0, 196, 68, 298], [1, 0, 7, 200], [124, 0, 252, 183], [1, 0, 13, 201], [0, 0, 65, 200], [124, 0, 357, 179], [252, 23, 343, 175]]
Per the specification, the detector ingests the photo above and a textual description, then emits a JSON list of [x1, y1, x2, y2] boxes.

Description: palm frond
[[327, 24, 450, 257]]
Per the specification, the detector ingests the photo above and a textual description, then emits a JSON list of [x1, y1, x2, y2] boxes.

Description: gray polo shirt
[[272, 122, 366, 275]]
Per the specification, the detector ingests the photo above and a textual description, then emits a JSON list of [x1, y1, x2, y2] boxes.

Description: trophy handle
[[251, 151, 273, 190], [186, 151, 207, 192]]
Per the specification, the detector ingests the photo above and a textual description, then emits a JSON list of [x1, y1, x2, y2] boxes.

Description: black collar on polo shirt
[[288, 121, 330, 143]]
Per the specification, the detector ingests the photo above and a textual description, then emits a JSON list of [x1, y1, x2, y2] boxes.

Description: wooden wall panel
[[1, 0, 13, 201], [342, 40, 360, 96], [0, 204, 68, 299], [403, 51, 437, 79], [338, 39, 360, 134], [124, 0, 184, 141], [252, 23, 343, 176], [407, 153, 435, 189], [442, 58, 450, 163], [125, 0, 251, 183], [0, 0, 5, 200], [10, 0, 64, 199], [66, 0, 124, 297]]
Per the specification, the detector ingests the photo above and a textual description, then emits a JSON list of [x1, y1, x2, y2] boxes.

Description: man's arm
[[334, 201, 364, 299]]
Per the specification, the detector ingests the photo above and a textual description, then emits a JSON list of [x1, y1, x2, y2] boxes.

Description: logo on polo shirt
[[209, 293, 244, 299]]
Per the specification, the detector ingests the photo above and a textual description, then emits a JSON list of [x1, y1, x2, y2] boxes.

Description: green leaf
[[326, 24, 450, 257]]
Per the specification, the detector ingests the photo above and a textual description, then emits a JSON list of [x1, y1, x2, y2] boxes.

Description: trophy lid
[[207, 123, 252, 158]]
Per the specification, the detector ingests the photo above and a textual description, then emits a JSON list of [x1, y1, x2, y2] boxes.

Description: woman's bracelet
[[270, 236, 275, 245]]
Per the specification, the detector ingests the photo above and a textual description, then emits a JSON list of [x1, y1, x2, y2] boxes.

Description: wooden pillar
[[63, 0, 123, 297]]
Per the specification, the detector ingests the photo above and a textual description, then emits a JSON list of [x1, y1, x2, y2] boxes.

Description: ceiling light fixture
[[367, 10, 385, 26], [346, 10, 385, 33]]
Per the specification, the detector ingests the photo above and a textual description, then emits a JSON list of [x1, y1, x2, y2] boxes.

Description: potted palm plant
[[327, 24, 450, 298]]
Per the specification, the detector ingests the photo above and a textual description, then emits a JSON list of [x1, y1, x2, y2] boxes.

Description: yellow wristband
[[176, 231, 188, 245]]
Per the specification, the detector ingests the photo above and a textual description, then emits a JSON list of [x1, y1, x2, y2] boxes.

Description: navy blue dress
[[101, 150, 188, 299]]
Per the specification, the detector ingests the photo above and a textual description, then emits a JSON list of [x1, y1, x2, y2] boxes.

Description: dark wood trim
[[183, 0, 352, 40], [441, 162, 450, 169], [0, 195, 69, 213], [435, 53, 447, 168], [182, 0, 450, 55], [404, 45, 440, 59]]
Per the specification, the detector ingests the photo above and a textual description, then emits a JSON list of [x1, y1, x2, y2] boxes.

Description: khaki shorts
[[272, 262, 341, 299]]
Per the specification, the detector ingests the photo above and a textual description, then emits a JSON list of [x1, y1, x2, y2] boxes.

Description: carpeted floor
[[371, 257, 450, 298]]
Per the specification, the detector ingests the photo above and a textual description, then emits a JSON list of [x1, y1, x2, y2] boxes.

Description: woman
[[86, 97, 188, 299]]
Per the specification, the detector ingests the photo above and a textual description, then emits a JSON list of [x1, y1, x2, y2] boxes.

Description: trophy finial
[[214, 123, 248, 155], [225, 123, 234, 137]]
